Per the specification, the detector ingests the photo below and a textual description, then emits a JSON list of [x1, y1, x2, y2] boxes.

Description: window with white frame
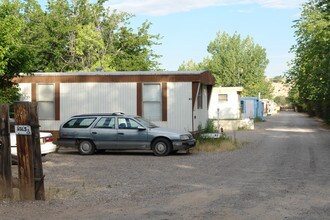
[[142, 83, 162, 121], [37, 83, 55, 120], [218, 94, 228, 101]]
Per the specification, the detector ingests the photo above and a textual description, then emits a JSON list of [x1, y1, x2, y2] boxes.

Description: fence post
[[0, 104, 13, 199], [30, 102, 45, 200], [14, 102, 35, 200]]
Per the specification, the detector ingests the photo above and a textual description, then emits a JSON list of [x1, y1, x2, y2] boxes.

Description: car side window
[[118, 117, 140, 129], [63, 117, 96, 128], [94, 117, 115, 129]]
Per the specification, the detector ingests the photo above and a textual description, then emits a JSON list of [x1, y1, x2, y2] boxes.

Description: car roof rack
[[72, 112, 125, 117], [111, 112, 125, 116]]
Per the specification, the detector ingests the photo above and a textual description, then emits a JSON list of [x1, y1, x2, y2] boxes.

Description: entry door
[[90, 117, 118, 149], [117, 117, 149, 149]]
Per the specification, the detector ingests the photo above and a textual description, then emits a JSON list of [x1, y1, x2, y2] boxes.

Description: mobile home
[[14, 71, 215, 133]]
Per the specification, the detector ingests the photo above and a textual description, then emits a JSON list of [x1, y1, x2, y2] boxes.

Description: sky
[[104, 0, 308, 78]]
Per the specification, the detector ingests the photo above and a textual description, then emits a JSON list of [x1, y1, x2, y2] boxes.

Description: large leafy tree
[[287, 0, 330, 119], [1, 0, 162, 103], [0, 0, 33, 103], [112, 21, 162, 71], [180, 32, 273, 98]]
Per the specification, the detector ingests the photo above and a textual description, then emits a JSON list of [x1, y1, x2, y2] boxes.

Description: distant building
[[209, 87, 243, 119], [240, 97, 264, 119]]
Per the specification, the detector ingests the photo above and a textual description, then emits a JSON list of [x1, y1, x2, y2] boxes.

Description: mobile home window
[[197, 85, 203, 109], [218, 94, 228, 101], [143, 83, 162, 121], [37, 84, 55, 120]]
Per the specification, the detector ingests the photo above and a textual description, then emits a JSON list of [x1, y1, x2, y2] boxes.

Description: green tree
[[111, 21, 162, 71], [287, 0, 330, 119], [178, 59, 204, 71], [179, 32, 273, 98], [0, 0, 32, 103]]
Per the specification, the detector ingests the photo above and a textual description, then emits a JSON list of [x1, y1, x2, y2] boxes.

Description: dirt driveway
[[1, 111, 330, 219]]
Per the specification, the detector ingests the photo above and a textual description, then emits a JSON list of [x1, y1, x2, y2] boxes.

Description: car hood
[[148, 127, 192, 137]]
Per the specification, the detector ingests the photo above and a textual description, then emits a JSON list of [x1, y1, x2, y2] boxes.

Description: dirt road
[[1, 111, 330, 219]]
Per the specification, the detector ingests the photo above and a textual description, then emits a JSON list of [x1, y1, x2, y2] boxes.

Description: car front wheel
[[152, 138, 172, 156], [78, 140, 95, 155]]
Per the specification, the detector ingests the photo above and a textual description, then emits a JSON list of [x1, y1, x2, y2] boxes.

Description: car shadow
[[56, 148, 191, 157]]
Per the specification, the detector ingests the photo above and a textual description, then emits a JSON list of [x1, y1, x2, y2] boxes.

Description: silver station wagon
[[57, 113, 196, 156]]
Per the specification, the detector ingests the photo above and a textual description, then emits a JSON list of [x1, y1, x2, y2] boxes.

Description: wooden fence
[[0, 102, 45, 200]]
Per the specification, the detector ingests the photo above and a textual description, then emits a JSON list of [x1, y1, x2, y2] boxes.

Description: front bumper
[[172, 139, 196, 151]]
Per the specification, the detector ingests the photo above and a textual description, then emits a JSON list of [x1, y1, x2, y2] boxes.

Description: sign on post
[[15, 125, 32, 135]]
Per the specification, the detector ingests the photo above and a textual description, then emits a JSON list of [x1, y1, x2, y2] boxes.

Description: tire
[[78, 140, 95, 155], [152, 138, 172, 156]]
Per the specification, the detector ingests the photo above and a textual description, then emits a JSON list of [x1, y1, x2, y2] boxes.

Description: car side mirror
[[137, 126, 146, 131]]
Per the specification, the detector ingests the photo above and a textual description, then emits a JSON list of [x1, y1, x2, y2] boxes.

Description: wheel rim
[[155, 142, 166, 154], [81, 141, 92, 153]]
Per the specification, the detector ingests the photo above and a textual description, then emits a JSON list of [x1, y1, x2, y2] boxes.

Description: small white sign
[[15, 125, 32, 135]]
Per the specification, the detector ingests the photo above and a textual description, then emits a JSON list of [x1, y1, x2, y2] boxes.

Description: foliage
[[274, 96, 290, 107], [0, 86, 20, 104], [0, 0, 162, 102], [179, 32, 273, 99], [0, 0, 34, 103], [204, 119, 216, 133], [254, 117, 265, 123], [287, 0, 330, 119], [272, 75, 285, 83]]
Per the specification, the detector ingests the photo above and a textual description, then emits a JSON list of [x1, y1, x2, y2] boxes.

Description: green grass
[[192, 134, 241, 152]]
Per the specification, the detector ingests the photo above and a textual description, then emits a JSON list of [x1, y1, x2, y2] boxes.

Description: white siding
[[167, 82, 192, 132], [18, 83, 32, 101], [209, 87, 241, 119], [60, 82, 137, 121], [193, 84, 209, 131]]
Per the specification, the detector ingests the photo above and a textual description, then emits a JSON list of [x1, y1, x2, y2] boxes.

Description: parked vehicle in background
[[57, 113, 196, 156], [10, 132, 57, 156], [9, 119, 57, 164]]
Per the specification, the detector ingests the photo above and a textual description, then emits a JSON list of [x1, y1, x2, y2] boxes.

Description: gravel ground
[[1, 111, 330, 220]]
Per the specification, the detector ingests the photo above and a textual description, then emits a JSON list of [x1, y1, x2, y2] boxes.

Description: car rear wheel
[[78, 140, 95, 155], [152, 138, 172, 156]]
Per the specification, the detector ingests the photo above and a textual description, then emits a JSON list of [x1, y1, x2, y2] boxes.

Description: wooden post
[[0, 104, 13, 199], [30, 102, 45, 200], [14, 102, 35, 200]]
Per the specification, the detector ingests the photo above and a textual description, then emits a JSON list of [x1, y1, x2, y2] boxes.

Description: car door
[[90, 117, 118, 149], [117, 117, 149, 149]]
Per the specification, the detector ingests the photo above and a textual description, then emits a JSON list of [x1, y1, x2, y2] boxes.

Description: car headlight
[[180, 134, 190, 140]]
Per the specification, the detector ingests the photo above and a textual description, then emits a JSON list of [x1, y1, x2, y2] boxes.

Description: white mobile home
[[209, 87, 243, 119], [14, 71, 215, 134]]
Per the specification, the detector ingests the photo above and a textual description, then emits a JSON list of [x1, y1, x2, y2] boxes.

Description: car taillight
[[43, 136, 54, 143]]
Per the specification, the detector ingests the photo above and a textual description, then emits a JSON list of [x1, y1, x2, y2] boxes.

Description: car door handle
[[118, 132, 124, 135], [92, 132, 97, 134]]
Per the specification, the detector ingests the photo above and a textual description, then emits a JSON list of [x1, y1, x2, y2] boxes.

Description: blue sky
[[104, 0, 307, 77]]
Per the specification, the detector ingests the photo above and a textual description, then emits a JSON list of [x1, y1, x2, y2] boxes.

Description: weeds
[[193, 132, 241, 153], [254, 117, 265, 122]]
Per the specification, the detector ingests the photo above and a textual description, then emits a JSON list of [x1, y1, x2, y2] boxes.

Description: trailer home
[[240, 97, 264, 119], [208, 87, 243, 119], [14, 71, 215, 133]]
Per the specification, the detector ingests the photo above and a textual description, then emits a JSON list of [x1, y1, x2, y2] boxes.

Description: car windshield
[[134, 117, 158, 128]]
